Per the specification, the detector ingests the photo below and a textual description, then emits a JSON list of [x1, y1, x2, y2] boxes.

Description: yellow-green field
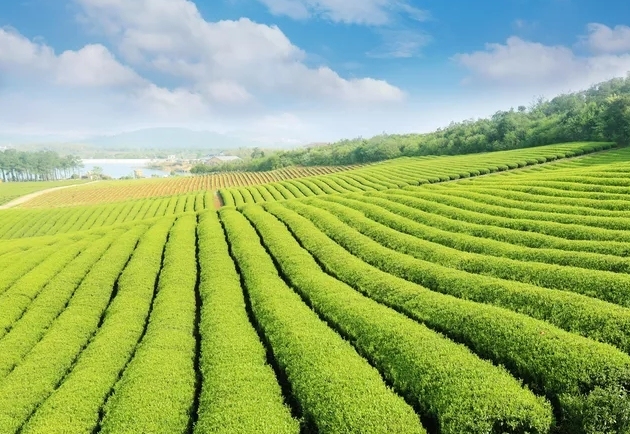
[[2, 141, 630, 434]]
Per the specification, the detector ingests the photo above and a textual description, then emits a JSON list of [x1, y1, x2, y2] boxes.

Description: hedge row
[[282, 200, 630, 359], [377, 192, 630, 256], [0, 230, 122, 381], [0, 225, 147, 434], [266, 202, 630, 433], [424, 186, 630, 229], [316, 197, 630, 307], [394, 189, 630, 236], [101, 215, 198, 434], [22, 217, 174, 434], [220, 207, 425, 434], [195, 210, 298, 434], [243, 205, 552, 434], [330, 195, 630, 273], [0, 240, 75, 295], [0, 238, 91, 339]]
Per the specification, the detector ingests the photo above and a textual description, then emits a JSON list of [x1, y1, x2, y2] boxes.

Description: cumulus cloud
[[453, 25, 630, 92], [0, 28, 140, 87], [256, 0, 429, 25], [73, 0, 405, 104], [582, 23, 630, 54]]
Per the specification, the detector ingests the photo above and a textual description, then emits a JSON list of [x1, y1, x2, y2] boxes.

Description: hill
[[201, 74, 630, 172], [3, 144, 630, 432]]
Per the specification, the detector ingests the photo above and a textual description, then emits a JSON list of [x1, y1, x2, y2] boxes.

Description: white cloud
[[582, 23, 630, 54], [256, 0, 429, 25], [453, 27, 630, 92], [0, 27, 140, 88], [73, 0, 404, 104], [55, 45, 143, 87]]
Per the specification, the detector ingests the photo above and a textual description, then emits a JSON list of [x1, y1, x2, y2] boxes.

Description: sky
[[1, 0, 630, 145]]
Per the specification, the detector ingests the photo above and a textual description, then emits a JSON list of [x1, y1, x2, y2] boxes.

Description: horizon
[[1, 0, 630, 145]]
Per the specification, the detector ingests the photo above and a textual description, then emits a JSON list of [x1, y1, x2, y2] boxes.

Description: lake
[[81, 159, 171, 179]]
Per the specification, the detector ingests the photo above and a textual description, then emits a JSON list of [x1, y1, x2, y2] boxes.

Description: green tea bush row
[[332, 195, 630, 273], [0, 225, 147, 434], [220, 208, 424, 434], [244, 205, 552, 434], [314, 198, 630, 307], [0, 240, 75, 295], [379, 192, 630, 255], [22, 218, 174, 434], [0, 238, 92, 339], [282, 200, 630, 356], [267, 202, 630, 433], [100, 215, 197, 434], [194, 210, 298, 434], [0, 231, 122, 380], [396, 188, 630, 234]]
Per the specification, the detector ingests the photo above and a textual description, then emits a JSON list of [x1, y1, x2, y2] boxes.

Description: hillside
[[2, 143, 630, 433], [198, 75, 630, 172]]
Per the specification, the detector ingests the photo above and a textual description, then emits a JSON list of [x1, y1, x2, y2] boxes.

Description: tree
[[0, 149, 81, 182], [251, 148, 265, 159]]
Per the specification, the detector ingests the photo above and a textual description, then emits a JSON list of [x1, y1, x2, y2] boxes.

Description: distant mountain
[[86, 128, 255, 150], [0, 128, 270, 150]]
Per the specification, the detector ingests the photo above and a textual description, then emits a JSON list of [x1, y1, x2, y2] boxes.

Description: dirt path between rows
[[0, 181, 99, 210], [213, 191, 224, 210]]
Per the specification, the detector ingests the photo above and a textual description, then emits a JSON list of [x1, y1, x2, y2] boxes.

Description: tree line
[[192, 74, 630, 173], [0, 149, 83, 182]]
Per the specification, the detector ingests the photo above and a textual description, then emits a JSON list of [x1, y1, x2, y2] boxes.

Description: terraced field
[[20, 165, 356, 208], [0, 180, 87, 206], [2, 141, 630, 434], [220, 141, 615, 206], [0, 192, 211, 240]]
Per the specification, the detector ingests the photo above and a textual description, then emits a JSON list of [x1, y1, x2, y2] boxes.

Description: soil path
[[213, 191, 224, 210], [0, 181, 99, 210]]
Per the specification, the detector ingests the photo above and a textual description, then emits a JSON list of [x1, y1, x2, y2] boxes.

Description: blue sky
[[1, 0, 630, 145]]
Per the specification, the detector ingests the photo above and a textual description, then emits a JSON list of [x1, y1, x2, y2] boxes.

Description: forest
[[192, 74, 630, 173], [0, 150, 83, 182]]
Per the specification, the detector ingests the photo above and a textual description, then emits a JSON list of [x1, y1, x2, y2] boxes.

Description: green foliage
[[220, 207, 425, 434], [195, 211, 298, 434], [0, 226, 147, 434], [204, 76, 630, 172], [0, 238, 91, 339], [0, 150, 82, 182], [22, 218, 173, 434], [243, 205, 552, 434], [0, 232, 122, 380], [221, 141, 613, 206], [101, 215, 197, 434], [0, 193, 208, 240], [311, 196, 630, 308], [265, 202, 630, 433]]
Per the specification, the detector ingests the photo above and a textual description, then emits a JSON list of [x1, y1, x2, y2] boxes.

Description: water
[[80, 159, 171, 179]]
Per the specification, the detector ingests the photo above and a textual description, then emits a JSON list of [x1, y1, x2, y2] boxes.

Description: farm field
[[3, 141, 630, 433], [19, 164, 357, 208], [219, 141, 615, 206], [0, 180, 87, 206]]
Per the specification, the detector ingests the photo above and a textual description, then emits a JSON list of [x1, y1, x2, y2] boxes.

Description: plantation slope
[[5, 144, 630, 433], [0, 191, 211, 240], [262, 202, 630, 433], [0, 180, 87, 207], [220, 141, 616, 206], [17, 165, 357, 209]]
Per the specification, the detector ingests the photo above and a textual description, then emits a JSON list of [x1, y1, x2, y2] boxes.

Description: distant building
[[205, 155, 242, 165], [167, 155, 177, 161]]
